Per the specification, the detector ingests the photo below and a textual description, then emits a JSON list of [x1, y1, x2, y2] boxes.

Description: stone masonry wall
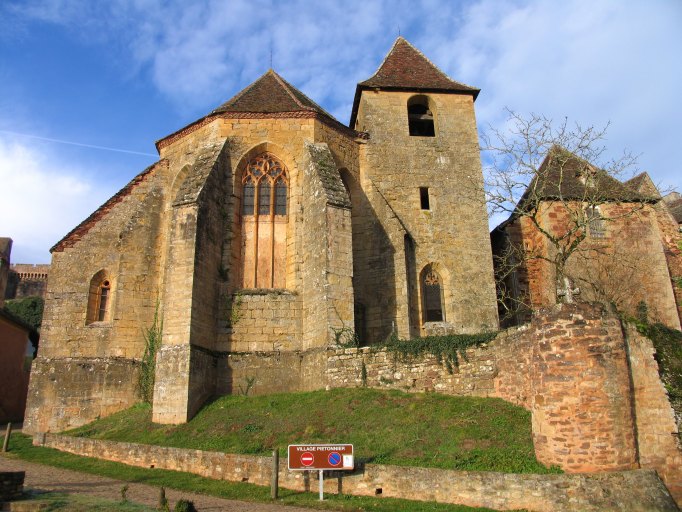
[[326, 328, 531, 406], [38, 434, 678, 512], [215, 348, 327, 396], [626, 324, 682, 503], [503, 202, 681, 330], [328, 304, 681, 486], [23, 357, 140, 433], [529, 305, 638, 472], [221, 291, 302, 352], [356, 90, 498, 338]]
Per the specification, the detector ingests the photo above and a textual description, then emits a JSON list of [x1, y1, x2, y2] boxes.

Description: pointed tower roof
[[350, 37, 479, 127], [157, 69, 362, 151]]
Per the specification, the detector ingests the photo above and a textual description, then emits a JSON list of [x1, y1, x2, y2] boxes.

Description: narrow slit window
[[420, 187, 430, 210], [98, 280, 110, 321]]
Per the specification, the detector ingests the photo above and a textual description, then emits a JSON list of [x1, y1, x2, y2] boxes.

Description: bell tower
[[350, 37, 498, 340]]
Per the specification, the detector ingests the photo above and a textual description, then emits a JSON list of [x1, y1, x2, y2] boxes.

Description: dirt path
[[0, 456, 314, 512]]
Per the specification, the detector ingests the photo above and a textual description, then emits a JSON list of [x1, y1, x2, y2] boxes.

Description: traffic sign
[[301, 452, 314, 466], [328, 452, 341, 467], [287, 444, 354, 470]]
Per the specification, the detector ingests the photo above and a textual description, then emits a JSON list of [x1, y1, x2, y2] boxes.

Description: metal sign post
[[287, 444, 355, 501]]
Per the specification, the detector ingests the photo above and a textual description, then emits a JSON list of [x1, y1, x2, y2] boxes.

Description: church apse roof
[[157, 70, 364, 151], [213, 69, 332, 116]]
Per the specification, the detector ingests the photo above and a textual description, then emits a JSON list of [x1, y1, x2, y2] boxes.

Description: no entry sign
[[287, 444, 354, 470]]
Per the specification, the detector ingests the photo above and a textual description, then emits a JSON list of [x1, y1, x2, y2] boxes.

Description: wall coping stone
[[35, 434, 678, 512]]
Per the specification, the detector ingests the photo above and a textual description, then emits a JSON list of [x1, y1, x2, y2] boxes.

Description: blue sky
[[1, 0, 680, 264]]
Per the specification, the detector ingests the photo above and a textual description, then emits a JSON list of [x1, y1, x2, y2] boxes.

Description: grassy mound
[[69, 388, 557, 474]]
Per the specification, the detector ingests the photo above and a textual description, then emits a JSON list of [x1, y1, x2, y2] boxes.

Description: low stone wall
[[36, 434, 678, 512], [325, 326, 533, 408], [0, 471, 24, 502]]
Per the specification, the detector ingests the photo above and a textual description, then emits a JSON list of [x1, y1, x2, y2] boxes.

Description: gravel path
[[0, 456, 314, 512]]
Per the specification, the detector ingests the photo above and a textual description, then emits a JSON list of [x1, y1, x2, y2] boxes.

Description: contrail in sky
[[0, 130, 158, 157]]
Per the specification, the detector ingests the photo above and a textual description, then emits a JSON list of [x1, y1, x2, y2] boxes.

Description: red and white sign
[[300, 451, 314, 466], [287, 444, 354, 470]]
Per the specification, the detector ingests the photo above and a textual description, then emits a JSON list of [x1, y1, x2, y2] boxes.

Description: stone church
[[24, 37, 499, 432]]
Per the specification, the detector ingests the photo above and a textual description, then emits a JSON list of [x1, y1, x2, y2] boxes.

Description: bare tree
[[484, 110, 651, 322]]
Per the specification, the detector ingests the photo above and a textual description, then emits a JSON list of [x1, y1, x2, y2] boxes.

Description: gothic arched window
[[241, 153, 288, 288], [421, 265, 444, 322], [86, 270, 112, 324]]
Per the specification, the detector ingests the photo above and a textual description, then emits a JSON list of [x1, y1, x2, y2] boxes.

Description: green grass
[[68, 388, 556, 474], [5, 434, 515, 512], [12, 492, 156, 511]]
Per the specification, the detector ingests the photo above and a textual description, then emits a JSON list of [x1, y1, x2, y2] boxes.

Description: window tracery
[[240, 153, 289, 288], [421, 265, 444, 322]]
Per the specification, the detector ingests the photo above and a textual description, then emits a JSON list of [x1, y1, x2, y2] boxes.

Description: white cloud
[[442, 0, 682, 191], [3, 0, 680, 261], [0, 138, 110, 263]]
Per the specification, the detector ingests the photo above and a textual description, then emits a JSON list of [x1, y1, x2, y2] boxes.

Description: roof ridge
[[268, 70, 310, 111], [395, 37, 476, 90], [214, 71, 269, 113], [271, 71, 340, 121], [362, 36, 403, 85]]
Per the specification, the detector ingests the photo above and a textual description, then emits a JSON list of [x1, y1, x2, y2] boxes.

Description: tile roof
[[350, 37, 479, 126], [624, 172, 661, 199], [212, 70, 335, 118], [157, 70, 366, 151], [359, 37, 479, 94], [520, 146, 654, 208]]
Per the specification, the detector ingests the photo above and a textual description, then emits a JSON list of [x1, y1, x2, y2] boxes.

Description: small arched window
[[408, 95, 435, 137], [241, 153, 289, 288], [421, 265, 444, 322], [87, 270, 112, 324], [586, 206, 605, 238]]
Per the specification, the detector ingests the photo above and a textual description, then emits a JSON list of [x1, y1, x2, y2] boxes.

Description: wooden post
[[2, 423, 12, 452], [271, 449, 279, 499]]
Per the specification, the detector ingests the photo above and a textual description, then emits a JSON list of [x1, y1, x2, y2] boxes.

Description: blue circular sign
[[328, 452, 341, 467]]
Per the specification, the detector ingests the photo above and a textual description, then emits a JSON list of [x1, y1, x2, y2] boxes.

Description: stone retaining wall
[[326, 303, 682, 503], [35, 434, 678, 512]]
